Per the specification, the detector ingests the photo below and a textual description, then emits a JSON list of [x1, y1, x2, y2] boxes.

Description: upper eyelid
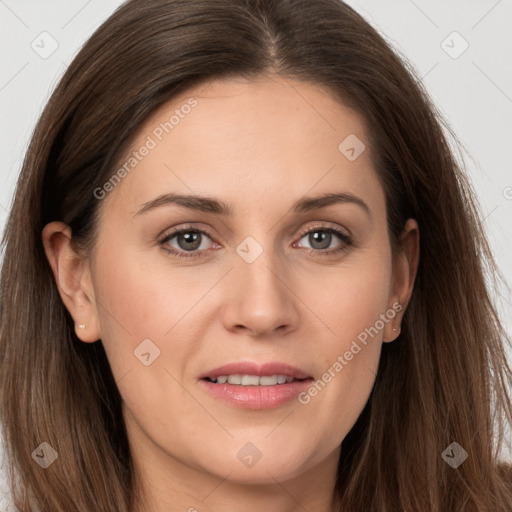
[[296, 222, 351, 238]]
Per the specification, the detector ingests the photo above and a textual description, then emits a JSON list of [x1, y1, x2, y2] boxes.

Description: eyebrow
[[135, 191, 371, 218]]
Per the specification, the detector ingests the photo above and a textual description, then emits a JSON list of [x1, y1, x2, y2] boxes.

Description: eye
[[159, 226, 218, 258], [158, 223, 353, 259], [294, 225, 352, 256]]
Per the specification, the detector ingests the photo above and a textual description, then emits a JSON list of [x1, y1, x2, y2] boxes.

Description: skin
[[43, 75, 419, 512]]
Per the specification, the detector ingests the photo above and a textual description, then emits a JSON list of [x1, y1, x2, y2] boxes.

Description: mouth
[[198, 361, 313, 409]]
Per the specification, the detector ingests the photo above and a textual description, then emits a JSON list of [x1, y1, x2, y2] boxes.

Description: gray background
[[1, 0, 511, 507]]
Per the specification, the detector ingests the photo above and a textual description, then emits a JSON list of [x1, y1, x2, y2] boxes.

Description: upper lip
[[199, 362, 312, 380]]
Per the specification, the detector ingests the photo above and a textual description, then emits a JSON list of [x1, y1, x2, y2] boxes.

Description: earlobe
[[383, 311, 402, 343], [73, 320, 100, 343], [42, 222, 101, 343]]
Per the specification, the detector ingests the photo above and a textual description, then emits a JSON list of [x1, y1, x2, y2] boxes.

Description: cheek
[[89, 247, 186, 377], [295, 252, 391, 427], [90, 250, 207, 431], [93, 242, 196, 329], [307, 251, 392, 349]]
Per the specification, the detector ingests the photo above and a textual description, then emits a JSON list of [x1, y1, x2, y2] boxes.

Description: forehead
[[102, 76, 384, 218]]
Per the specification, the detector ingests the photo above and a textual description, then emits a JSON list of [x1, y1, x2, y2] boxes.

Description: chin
[[196, 443, 316, 484]]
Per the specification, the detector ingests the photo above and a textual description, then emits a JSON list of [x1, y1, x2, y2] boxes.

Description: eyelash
[[158, 223, 353, 259]]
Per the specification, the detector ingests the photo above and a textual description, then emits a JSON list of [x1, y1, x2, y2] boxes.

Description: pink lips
[[198, 361, 313, 410]]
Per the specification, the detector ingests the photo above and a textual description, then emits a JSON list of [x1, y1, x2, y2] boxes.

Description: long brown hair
[[1, 0, 511, 510]]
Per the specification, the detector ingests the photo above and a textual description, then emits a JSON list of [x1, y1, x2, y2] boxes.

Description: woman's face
[[46, 76, 418, 499]]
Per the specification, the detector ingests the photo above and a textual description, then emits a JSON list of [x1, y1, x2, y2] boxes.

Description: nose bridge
[[223, 231, 298, 335]]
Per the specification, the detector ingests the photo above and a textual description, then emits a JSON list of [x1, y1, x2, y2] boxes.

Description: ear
[[42, 222, 101, 343], [383, 218, 420, 343]]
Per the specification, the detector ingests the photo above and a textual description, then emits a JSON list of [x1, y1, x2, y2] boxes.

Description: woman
[[1, 0, 511, 510]]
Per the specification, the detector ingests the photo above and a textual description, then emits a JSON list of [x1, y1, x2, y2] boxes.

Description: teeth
[[259, 375, 278, 385], [211, 374, 298, 386], [241, 375, 260, 386]]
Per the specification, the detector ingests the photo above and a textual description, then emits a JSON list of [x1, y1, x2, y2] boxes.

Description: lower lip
[[199, 379, 313, 409]]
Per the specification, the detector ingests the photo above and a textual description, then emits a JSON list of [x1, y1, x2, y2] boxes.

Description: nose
[[221, 245, 300, 338]]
